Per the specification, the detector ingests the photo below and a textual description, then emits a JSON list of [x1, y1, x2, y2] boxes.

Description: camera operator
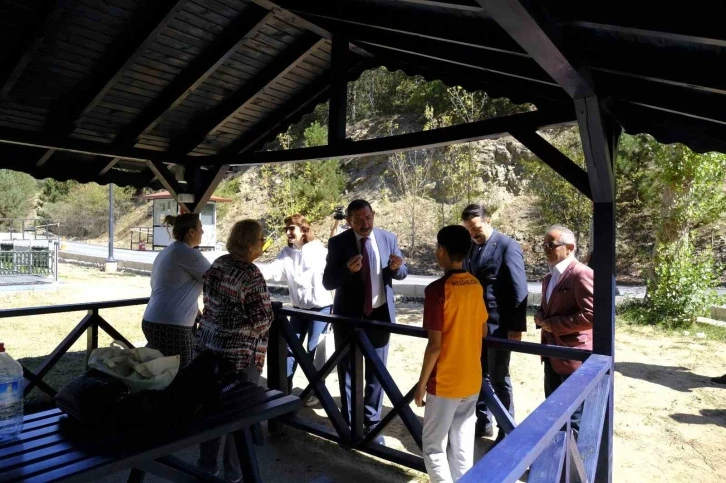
[[329, 205, 349, 238]]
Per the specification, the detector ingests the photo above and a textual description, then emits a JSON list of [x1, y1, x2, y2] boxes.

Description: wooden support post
[[267, 302, 289, 434], [576, 96, 620, 483], [350, 329, 365, 444], [328, 35, 349, 147], [86, 310, 99, 368]]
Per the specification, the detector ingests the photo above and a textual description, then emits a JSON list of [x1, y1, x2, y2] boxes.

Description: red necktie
[[360, 237, 373, 316]]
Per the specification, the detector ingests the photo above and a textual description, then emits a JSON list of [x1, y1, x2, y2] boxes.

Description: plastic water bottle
[[0, 342, 23, 442]]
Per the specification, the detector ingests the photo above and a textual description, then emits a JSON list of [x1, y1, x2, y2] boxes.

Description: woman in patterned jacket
[[195, 219, 273, 482]]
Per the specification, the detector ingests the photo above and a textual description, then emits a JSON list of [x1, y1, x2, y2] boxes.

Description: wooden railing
[[1, 298, 612, 482], [0, 298, 149, 398], [269, 303, 612, 482]]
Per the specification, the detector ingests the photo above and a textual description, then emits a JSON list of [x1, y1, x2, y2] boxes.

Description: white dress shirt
[[545, 255, 575, 304], [261, 239, 333, 309], [355, 230, 386, 309]]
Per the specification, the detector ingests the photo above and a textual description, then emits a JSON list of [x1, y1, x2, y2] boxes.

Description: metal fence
[[0, 243, 59, 280], [0, 218, 60, 240]]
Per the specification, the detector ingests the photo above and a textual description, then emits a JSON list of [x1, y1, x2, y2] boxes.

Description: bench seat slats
[[0, 386, 301, 482]]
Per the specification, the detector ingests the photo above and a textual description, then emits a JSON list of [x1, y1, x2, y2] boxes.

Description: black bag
[[55, 351, 243, 428]]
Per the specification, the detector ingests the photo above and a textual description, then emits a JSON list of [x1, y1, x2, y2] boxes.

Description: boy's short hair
[[437, 225, 472, 262]]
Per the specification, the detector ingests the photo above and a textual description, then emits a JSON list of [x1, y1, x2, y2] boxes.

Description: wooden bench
[[0, 383, 301, 483]]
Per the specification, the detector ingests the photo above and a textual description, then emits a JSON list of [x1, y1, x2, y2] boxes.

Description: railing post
[[53, 241, 59, 282], [350, 329, 365, 445], [86, 309, 98, 368], [267, 302, 289, 434]]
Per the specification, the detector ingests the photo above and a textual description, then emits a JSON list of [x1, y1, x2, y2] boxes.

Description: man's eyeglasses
[[541, 241, 566, 250]]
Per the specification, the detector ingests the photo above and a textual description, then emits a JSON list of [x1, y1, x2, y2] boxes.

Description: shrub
[[636, 243, 721, 326]]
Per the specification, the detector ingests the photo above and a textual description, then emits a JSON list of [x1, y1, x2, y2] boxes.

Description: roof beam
[[191, 165, 229, 214], [393, 0, 485, 12], [576, 97, 615, 203], [577, 35, 726, 96], [594, 71, 726, 126], [215, 108, 575, 166], [51, 0, 187, 129], [309, 17, 551, 84], [146, 161, 190, 212], [0, 126, 200, 165], [272, 0, 525, 55], [170, 34, 323, 155], [0, 0, 71, 100], [508, 130, 591, 199], [38, 0, 187, 164], [217, 59, 373, 157], [477, 0, 594, 98], [328, 35, 349, 147], [114, 6, 272, 147], [551, 0, 726, 48], [365, 49, 569, 107], [568, 21, 726, 49]]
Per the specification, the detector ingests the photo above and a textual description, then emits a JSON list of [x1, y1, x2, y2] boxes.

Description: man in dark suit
[[323, 199, 408, 438], [534, 225, 594, 431], [461, 204, 528, 442]]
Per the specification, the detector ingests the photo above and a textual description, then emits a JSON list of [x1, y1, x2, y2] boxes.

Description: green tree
[[260, 123, 346, 226], [636, 138, 726, 324], [42, 183, 135, 238], [0, 170, 38, 228], [521, 129, 592, 251]]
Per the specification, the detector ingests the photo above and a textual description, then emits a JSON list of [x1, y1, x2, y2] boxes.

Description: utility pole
[[105, 183, 117, 273]]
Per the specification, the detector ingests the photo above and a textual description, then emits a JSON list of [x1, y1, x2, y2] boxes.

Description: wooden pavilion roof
[[0, 0, 723, 191]]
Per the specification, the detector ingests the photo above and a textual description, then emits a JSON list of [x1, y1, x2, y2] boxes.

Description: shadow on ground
[[615, 361, 717, 392], [670, 409, 726, 428]]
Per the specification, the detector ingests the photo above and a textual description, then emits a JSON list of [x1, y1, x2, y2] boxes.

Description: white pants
[[423, 393, 478, 483]]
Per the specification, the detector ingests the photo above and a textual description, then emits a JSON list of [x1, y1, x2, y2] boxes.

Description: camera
[[333, 206, 345, 220]]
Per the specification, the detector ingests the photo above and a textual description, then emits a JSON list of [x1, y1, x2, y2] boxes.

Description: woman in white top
[[265, 214, 333, 390], [142, 213, 210, 367]]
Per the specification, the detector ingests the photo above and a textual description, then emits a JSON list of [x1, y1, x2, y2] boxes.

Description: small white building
[[141, 192, 232, 250]]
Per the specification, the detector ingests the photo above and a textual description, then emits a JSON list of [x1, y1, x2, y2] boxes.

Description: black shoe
[[475, 422, 494, 438], [711, 374, 726, 384]]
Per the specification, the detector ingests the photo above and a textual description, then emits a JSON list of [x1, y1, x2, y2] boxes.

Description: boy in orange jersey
[[415, 225, 488, 483]]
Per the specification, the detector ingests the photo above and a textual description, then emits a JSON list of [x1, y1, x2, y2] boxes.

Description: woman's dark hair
[[437, 225, 472, 262], [460, 203, 488, 222], [346, 199, 372, 217], [284, 213, 315, 243], [163, 213, 200, 241]]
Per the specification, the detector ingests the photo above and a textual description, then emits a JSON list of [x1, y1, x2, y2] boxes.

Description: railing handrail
[[460, 354, 613, 483], [276, 306, 592, 362], [0, 297, 150, 318]]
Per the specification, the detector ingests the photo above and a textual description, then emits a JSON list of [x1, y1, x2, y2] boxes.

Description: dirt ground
[[1, 264, 725, 482]]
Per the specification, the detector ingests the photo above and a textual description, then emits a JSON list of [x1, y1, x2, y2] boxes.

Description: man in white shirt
[[323, 199, 408, 440]]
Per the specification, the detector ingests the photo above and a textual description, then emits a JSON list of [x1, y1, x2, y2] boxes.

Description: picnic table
[[0, 383, 300, 483]]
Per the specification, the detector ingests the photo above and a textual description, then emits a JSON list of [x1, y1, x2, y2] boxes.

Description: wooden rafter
[[276, 0, 525, 55], [38, 0, 187, 163], [214, 108, 576, 166], [478, 0, 595, 98], [170, 34, 324, 155], [114, 6, 272, 147], [328, 35, 348, 147], [509, 130, 592, 199], [0, 0, 71, 100], [217, 59, 374, 157], [311, 18, 551, 84]]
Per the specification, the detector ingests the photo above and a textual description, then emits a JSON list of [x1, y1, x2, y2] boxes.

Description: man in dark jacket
[[323, 199, 408, 439], [461, 204, 528, 442]]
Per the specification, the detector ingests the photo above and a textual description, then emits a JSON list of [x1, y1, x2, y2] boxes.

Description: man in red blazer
[[534, 225, 594, 431]]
